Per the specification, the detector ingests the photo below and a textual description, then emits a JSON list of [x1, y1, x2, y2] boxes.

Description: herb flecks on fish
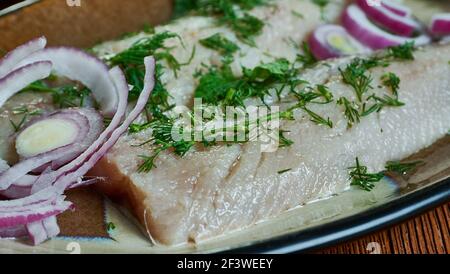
[[9, 106, 43, 132], [349, 158, 384, 191], [385, 160, 423, 175], [190, 0, 268, 45], [338, 43, 415, 127], [22, 80, 91, 109], [200, 33, 240, 59], [108, 31, 194, 120]]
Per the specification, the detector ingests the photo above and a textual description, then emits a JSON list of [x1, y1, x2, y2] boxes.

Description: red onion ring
[[0, 225, 27, 239], [356, 0, 422, 37], [309, 24, 371, 60], [0, 37, 156, 245], [0, 37, 47, 79], [15, 47, 120, 117], [0, 61, 52, 108], [0, 109, 103, 190], [381, 0, 411, 17], [342, 5, 431, 50], [430, 14, 450, 37], [54, 57, 156, 192]]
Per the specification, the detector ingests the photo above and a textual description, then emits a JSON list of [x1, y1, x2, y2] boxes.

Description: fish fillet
[[88, 1, 450, 245]]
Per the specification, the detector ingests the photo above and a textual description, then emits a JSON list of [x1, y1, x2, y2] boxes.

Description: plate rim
[[223, 178, 450, 254]]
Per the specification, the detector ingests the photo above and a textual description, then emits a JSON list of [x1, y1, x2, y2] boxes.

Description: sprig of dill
[[349, 158, 424, 191], [180, 0, 268, 45], [9, 106, 43, 132], [108, 31, 195, 120], [22, 80, 91, 109], [199, 33, 240, 59], [385, 160, 423, 175], [349, 158, 385, 191]]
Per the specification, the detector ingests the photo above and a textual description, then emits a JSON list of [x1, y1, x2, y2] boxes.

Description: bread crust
[[0, 0, 173, 51]]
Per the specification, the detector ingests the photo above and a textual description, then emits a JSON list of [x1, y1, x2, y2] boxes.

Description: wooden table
[[318, 203, 450, 254]]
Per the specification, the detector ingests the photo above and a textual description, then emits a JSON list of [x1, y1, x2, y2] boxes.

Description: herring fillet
[[89, 0, 450, 245]]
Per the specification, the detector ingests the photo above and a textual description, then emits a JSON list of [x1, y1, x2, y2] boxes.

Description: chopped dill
[[199, 33, 240, 58], [107, 31, 194, 121], [337, 97, 360, 128], [278, 168, 292, 174], [9, 106, 43, 132], [386, 41, 415, 60], [348, 158, 384, 191], [385, 160, 423, 175], [339, 58, 374, 103], [296, 42, 318, 68], [192, 0, 268, 45], [381, 72, 401, 97]]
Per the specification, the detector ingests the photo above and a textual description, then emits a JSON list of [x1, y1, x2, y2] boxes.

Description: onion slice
[[309, 24, 371, 60], [356, 0, 422, 37], [0, 61, 52, 108], [0, 37, 157, 245], [0, 37, 47, 79], [430, 14, 450, 37], [381, 0, 411, 17], [0, 109, 103, 191], [15, 47, 119, 117], [54, 57, 156, 192], [343, 5, 431, 50]]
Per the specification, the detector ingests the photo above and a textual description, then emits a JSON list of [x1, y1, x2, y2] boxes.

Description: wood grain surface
[[318, 203, 450, 254]]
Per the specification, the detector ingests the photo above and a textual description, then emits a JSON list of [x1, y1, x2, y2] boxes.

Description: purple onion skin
[[342, 7, 400, 50], [381, 1, 410, 17], [431, 18, 450, 37], [356, 0, 418, 37], [308, 34, 341, 61]]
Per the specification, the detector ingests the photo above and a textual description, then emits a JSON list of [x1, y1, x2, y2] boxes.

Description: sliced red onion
[[343, 5, 431, 50], [0, 37, 47, 79], [0, 185, 32, 199], [26, 216, 60, 245], [356, 0, 422, 37], [430, 14, 450, 37], [0, 61, 52, 108], [381, 0, 411, 17], [0, 199, 72, 228], [0, 109, 103, 191], [29, 66, 130, 194], [54, 57, 156, 192], [309, 24, 371, 60], [0, 37, 156, 245], [15, 47, 119, 117], [0, 225, 27, 239]]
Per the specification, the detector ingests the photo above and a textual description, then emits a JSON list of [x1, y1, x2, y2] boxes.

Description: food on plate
[[0, 0, 449, 247]]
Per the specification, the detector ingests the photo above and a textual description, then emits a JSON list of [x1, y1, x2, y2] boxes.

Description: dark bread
[[0, 0, 174, 51]]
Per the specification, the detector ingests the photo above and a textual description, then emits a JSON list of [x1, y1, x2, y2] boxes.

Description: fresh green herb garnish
[[337, 97, 360, 128], [9, 106, 43, 132], [278, 168, 292, 174], [296, 42, 318, 68], [200, 33, 240, 58], [22, 80, 91, 109], [381, 72, 401, 97], [186, 0, 267, 45], [339, 58, 374, 103], [311, 0, 330, 20], [387, 41, 415, 60], [302, 106, 333, 128], [195, 58, 295, 107], [349, 158, 384, 191], [385, 160, 423, 175], [106, 222, 116, 232], [108, 31, 193, 120]]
